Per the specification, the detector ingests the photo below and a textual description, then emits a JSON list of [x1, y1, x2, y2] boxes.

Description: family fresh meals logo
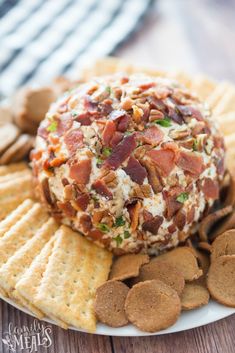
[[2, 320, 52, 352]]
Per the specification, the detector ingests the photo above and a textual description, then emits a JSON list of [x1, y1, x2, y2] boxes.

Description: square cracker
[[214, 112, 235, 136], [0, 195, 35, 221], [206, 82, 233, 110], [0, 199, 34, 238], [20, 226, 112, 332], [80, 57, 167, 81], [0, 169, 31, 184], [15, 236, 60, 321], [0, 174, 34, 220], [0, 218, 58, 298], [224, 133, 235, 173], [0, 173, 33, 201], [0, 202, 48, 268], [189, 75, 217, 100], [0, 162, 28, 176], [213, 87, 235, 115]]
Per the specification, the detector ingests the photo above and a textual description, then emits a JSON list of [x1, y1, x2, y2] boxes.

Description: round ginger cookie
[[198, 242, 212, 253], [0, 134, 34, 165], [198, 206, 233, 242], [109, 254, 149, 281], [211, 230, 235, 262], [153, 247, 202, 281], [94, 280, 129, 327], [207, 255, 235, 307], [125, 280, 181, 332], [132, 259, 185, 296], [194, 250, 210, 286], [181, 283, 210, 310], [0, 123, 20, 155]]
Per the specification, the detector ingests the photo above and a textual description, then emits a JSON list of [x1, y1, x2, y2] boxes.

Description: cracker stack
[[0, 185, 112, 331], [0, 162, 34, 219]]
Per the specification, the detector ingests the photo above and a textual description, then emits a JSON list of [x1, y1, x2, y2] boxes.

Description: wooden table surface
[[1, 0, 235, 352]]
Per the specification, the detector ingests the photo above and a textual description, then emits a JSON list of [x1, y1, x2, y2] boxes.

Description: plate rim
[[1, 295, 235, 337]]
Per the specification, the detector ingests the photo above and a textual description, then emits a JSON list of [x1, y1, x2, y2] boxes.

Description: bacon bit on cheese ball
[[31, 74, 225, 255]]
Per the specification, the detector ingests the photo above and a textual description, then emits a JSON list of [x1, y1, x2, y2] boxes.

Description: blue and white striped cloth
[[0, 0, 154, 98]]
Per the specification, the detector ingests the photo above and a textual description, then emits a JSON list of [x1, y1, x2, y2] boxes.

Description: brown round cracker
[[0, 134, 34, 165], [0, 123, 20, 155], [153, 247, 202, 281], [211, 211, 235, 241], [132, 259, 185, 296], [195, 250, 210, 274], [181, 283, 210, 310], [207, 255, 235, 307], [198, 206, 233, 242], [15, 112, 38, 135], [109, 254, 149, 281], [194, 250, 210, 286], [12, 87, 56, 134], [125, 280, 181, 332], [198, 242, 212, 253], [0, 106, 13, 125], [211, 230, 235, 262], [94, 280, 129, 327], [223, 171, 235, 208]]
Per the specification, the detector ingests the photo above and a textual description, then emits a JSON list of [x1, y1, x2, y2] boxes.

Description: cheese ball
[[31, 74, 225, 254]]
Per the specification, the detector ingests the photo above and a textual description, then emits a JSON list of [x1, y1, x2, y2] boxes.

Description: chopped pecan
[[149, 109, 164, 122], [132, 184, 152, 198], [178, 138, 195, 150], [134, 145, 152, 160], [174, 210, 186, 230], [187, 206, 195, 224], [121, 97, 134, 110], [132, 105, 143, 123], [101, 214, 113, 228], [137, 230, 144, 241], [64, 184, 77, 200], [128, 201, 142, 231], [41, 178, 54, 206], [136, 102, 150, 122], [140, 159, 163, 193], [92, 210, 105, 224], [169, 128, 190, 140], [102, 170, 118, 188]]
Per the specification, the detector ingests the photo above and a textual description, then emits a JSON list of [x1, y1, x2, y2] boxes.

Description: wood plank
[[0, 300, 113, 353], [111, 315, 235, 353]]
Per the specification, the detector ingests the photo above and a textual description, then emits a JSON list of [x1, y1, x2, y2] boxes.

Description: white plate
[[2, 296, 235, 336]]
